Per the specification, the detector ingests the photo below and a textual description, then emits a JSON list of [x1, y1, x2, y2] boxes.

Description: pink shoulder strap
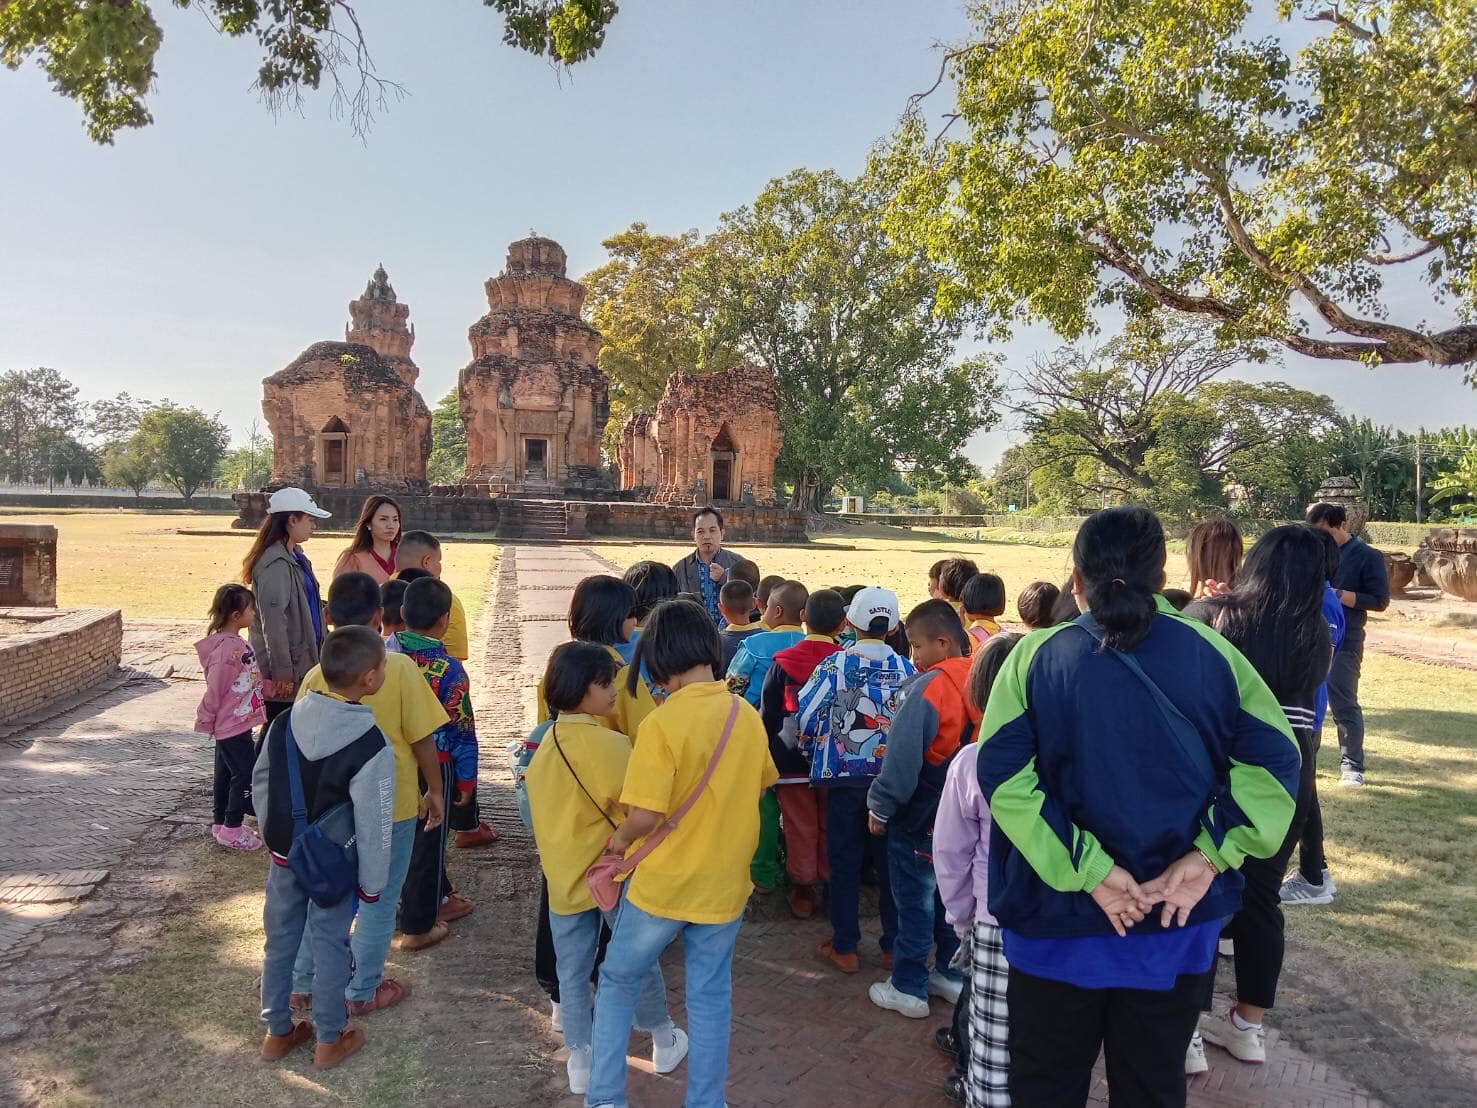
[[618, 694, 741, 873]]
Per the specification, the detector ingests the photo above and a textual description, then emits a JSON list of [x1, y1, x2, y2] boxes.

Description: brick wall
[[0, 608, 122, 726]]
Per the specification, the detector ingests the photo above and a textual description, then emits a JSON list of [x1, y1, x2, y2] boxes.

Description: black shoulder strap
[[551, 723, 618, 829]]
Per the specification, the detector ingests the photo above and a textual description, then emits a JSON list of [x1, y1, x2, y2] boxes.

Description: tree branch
[[1307, 9, 1377, 41]]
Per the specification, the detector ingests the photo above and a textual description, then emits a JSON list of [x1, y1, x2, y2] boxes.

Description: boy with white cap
[[795, 587, 915, 975]]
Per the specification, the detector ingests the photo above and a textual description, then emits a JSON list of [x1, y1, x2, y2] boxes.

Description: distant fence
[[0, 485, 236, 513]]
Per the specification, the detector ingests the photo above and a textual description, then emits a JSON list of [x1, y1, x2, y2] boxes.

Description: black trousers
[[1008, 965, 1210, 1108], [534, 876, 611, 1004], [1328, 638, 1366, 772], [1297, 727, 1328, 882], [450, 784, 480, 833], [398, 766, 454, 935], [212, 733, 256, 827], [951, 969, 973, 1079]]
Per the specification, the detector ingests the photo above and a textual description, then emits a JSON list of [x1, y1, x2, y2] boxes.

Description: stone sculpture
[[1413, 528, 1477, 601]]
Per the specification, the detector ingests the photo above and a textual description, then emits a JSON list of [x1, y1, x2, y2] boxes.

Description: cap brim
[[305, 506, 332, 518]]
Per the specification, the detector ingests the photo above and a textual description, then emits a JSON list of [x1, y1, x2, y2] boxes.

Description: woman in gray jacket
[[241, 487, 331, 727]]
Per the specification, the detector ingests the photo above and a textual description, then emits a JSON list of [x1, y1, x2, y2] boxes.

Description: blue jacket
[[1315, 585, 1346, 731], [726, 627, 805, 708], [975, 596, 1300, 940]]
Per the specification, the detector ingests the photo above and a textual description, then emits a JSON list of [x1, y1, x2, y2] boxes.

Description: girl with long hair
[[333, 495, 403, 583], [1184, 525, 1336, 1067], [242, 488, 330, 718], [1185, 518, 1244, 599], [975, 505, 1300, 1106]]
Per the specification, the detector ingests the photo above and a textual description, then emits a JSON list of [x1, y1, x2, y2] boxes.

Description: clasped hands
[[1089, 851, 1217, 937]]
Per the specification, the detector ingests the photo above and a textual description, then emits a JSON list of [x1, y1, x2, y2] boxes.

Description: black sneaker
[[933, 1026, 960, 1058], [943, 1073, 965, 1104]]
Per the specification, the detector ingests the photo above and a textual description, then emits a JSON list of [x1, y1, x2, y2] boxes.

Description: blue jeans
[[293, 816, 416, 1001], [887, 826, 960, 1001], [261, 861, 354, 1043], [587, 899, 743, 1108], [550, 905, 670, 1050], [825, 785, 897, 956]]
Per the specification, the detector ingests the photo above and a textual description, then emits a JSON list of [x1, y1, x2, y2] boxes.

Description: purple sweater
[[933, 743, 997, 929]]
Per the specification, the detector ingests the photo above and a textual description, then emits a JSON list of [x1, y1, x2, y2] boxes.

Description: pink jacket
[[933, 742, 997, 929], [195, 632, 267, 739]]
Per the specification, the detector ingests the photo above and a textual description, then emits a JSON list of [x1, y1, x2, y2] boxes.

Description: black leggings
[[212, 733, 255, 827]]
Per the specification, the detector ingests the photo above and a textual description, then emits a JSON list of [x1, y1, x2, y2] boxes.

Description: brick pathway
[[497, 544, 1390, 1108]]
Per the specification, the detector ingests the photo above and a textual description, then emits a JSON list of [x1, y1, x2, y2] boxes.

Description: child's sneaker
[[215, 824, 262, 850], [566, 1044, 592, 1094], [1185, 1030, 1208, 1074], [260, 1021, 313, 1061], [210, 823, 223, 839], [868, 980, 930, 1019], [928, 970, 963, 1005], [651, 1024, 689, 1074], [1279, 870, 1335, 906], [1199, 1008, 1266, 1063], [313, 1026, 366, 1069]]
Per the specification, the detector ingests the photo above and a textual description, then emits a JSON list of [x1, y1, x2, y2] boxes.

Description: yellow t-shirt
[[525, 713, 632, 915], [619, 681, 779, 925], [298, 651, 449, 821], [443, 593, 469, 661], [535, 643, 659, 739]]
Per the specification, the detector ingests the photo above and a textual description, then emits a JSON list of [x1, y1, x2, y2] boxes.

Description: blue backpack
[[283, 718, 359, 908]]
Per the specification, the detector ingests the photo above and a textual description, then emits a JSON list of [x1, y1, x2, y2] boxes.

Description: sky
[[2, 0, 1474, 469]]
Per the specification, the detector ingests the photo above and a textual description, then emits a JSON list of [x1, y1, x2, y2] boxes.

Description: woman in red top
[[332, 495, 402, 583]]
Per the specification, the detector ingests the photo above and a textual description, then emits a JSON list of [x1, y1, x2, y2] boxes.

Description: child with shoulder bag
[[526, 641, 683, 1096], [587, 599, 779, 1108], [254, 626, 396, 1070]]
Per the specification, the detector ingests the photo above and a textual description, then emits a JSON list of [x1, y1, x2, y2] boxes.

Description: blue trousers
[[887, 826, 961, 1001], [549, 905, 670, 1051], [825, 785, 897, 956], [261, 861, 354, 1043]]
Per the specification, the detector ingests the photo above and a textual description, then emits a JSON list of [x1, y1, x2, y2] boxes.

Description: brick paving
[[499, 544, 1392, 1108]]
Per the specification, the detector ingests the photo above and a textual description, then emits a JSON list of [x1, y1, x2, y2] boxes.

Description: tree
[[88, 392, 159, 447], [102, 441, 157, 498], [1428, 454, 1477, 517], [1013, 319, 1338, 516], [134, 406, 231, 504], [0, 367, 84, 482], [2, 0, 619, 144], [427, 388, 467, 485], [216, 420, 273, 489], [703, 168, 1004, 510], [581, 224, 742, 451], [887, 0, 1477, 374]]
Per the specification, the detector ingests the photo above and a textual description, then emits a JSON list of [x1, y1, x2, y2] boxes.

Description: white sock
[[1230, 1008, 1261, 1031]]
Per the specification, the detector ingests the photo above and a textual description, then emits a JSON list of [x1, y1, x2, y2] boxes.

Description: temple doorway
[[525, 437, 549, 482], [710, 423, 737, 501], [318, 417, 350, 486]]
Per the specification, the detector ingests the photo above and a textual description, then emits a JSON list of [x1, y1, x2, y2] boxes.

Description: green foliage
[[88, 391, 159, 447], [703, 168, 1003, 509], [215, 419, 272, 489], [581, 224, 740, 453], [1008, 318, 1338, 518], [0, 366, 84, 482], [427, 388, 466, 485], [102, 440, 157, 497], [1428, 453, 1477, 516], [885, 0, 1477, 372], [4, 1, 618, 143], [134, 405, 230, 503]]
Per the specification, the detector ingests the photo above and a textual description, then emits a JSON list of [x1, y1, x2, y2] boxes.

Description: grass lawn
[[0, 512, 498, 624]]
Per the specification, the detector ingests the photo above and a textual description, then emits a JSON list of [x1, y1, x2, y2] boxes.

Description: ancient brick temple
[[262, 266, 431, 489], [459, 235, 610, 490], [620, 364, 783, 505]]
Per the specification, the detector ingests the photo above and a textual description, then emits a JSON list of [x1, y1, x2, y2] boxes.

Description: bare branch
[[1366, 239, 1442, 265], [1307, 9, 1377, 41]]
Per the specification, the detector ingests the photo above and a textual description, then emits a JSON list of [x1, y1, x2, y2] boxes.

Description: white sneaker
[[869, 979, 930, 1019], [1185, 1030, 1208, 1075], [550, 1000, 562, 1031], [1279, 871, 1335, 906], [1340, 769, 1365, 787], [566, 1045, 591, 1094], [928, 971, 963, 1005], [651, 1024, 688, 1074], [1199, 1008, 1266, 1063], [1217, 937, 1234, 958]]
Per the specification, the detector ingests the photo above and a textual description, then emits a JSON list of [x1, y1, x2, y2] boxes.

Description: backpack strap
[[283, 714, 309, 842], [1072, 613, 1216, 787]]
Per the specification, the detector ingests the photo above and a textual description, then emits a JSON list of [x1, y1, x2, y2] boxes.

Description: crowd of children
[[205, 494, 1318, 1106]]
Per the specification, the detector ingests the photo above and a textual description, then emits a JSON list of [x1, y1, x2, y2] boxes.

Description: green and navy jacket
[[975, 596, 1299, 939]]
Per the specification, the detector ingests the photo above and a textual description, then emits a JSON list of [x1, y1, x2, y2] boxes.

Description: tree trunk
[[788, 467, 828, 512]]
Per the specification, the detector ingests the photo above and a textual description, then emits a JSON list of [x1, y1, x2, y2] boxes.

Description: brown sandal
[[395, 920, 450, 951], [346, 978, 409, 1017]]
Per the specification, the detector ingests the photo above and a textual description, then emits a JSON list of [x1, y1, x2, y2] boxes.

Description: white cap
[[846, 586, 901, 633], [266, 487, 331, 518]]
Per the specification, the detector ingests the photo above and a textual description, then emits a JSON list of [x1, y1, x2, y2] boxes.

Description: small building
[[621, 364, 783, 506], [261, 266, 432, 490], [459, 235, 611, 490]]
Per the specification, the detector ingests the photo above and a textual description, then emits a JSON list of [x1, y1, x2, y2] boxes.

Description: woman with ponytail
[[975, 505, 1301, 1107]]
